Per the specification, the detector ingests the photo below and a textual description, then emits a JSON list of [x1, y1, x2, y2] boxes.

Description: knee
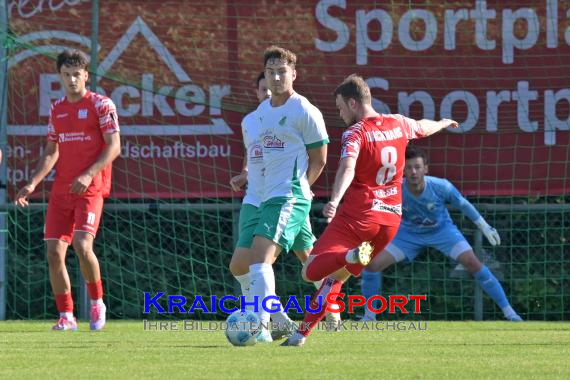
[[72, 239, 92, 259], [366, 251, 388, 272], [460, 252, 483, 273], [46, 248, 65, 266], [249, 237, 279, 265], [229, 251, 249, 277], [301, 256, 317, 282], [229, 259, 239, 277], [366, 258, 381, 272], [294, 249, 310, 264]]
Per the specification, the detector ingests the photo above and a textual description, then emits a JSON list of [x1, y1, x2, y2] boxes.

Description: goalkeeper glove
[[474, 218, 501, 246]]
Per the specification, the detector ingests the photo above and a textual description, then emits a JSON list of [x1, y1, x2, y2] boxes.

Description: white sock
[[90, 299, 104, 306], [502, 305, 516, 317], [60, 312, 74, 320], [270, 299, 292, 326], [234, 273, 254, 312], [249, 263, 275, 329]]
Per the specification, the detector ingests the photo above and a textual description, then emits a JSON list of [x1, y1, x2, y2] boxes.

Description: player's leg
[[282, 268, 350, 347], [46, 239, 77, 330], [234, 243, 293, 336], [291, 216, 317, 284], [233, 204, 300, 336], [284, 221, 387, 346], [44, 194, 77, 330], [296, 256, 343, 332], [360, 229, 421, 321], [286, 223, 400, 346], [434, 224, 522, 321], [302, 217, 362, 282], [72, 194, 106, 330], [457, 250, 522, 321], [291, 217, 342, 330], [360, 252, 395, 321], [249, 197, 310, 342], [229, 204, 259, 312], [248, 235, 282, 342]]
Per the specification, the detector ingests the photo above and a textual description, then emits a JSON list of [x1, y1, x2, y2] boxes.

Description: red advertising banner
[[6, 0, 570, 198]]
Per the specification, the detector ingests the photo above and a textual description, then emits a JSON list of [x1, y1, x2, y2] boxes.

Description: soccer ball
[[224, 310, 262, 346]]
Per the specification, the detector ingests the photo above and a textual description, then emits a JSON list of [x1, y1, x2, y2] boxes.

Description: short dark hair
[[405, 145, 428, 164], [263, 45, 297, 68], [256, 71, 265, 86], [56, 49, 89, 72], [333, 74, 371, 105]]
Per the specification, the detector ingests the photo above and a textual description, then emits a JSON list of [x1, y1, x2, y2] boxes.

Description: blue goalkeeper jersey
[[400, 176, 481, 232]]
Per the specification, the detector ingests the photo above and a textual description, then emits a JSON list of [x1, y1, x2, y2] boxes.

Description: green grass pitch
[[1, 320, 569, 379]]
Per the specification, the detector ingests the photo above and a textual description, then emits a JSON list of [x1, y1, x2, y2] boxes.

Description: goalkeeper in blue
[[360, 146, 522, 322]]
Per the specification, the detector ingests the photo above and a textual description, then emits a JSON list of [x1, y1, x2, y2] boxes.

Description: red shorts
[[44, 192, 104, 244], [312, 216, 399, 276]]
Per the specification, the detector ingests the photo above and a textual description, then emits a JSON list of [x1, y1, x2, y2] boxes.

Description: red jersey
[[338, 114, 427, 226], [47, 91, 120, 197]]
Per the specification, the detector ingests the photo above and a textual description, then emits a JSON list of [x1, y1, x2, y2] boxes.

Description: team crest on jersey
[[250, 144, 263, 163], [78, 109, 88, 119], [410, 216, 437, 227], [263, 135, 285, 150]]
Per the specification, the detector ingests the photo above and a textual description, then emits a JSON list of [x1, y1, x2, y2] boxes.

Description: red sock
[[305, 252, 347, 282], [87, 280, 104, 300], [55, 292, 74, 313], [298, 278, 343, 337]]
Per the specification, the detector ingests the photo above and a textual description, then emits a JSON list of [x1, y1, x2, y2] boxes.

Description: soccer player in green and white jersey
[[229, 72, 328, 337], [247, 46, 329, 342], [231, 70, 340, 340]]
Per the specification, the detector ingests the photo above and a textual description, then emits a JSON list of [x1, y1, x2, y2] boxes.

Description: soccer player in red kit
[[15, 49, 121, 331], [282, 74, 458, 346]]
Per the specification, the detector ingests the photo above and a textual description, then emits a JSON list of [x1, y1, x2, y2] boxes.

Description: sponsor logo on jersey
[[278, 116, 287, 126], [374, 186, 398, 198], [371, 199, 402, 215], [263, 135, 285, 150], [58, 132, 88, 143]]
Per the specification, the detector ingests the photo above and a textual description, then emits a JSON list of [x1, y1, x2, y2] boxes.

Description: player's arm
[[401, 116, 459, 140], [14, 141, 59, 207], [306, 144, 327, 186], [230, 152, 248, 191], [70, 132, 121, 195], [445, 180, 501, 246], [322, 156, 356, 220], [302, 105, 329, 186], [416, 119, 459, 136]]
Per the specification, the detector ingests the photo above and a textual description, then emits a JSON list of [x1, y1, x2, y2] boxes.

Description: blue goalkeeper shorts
[[386, 222, 472, 263]]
